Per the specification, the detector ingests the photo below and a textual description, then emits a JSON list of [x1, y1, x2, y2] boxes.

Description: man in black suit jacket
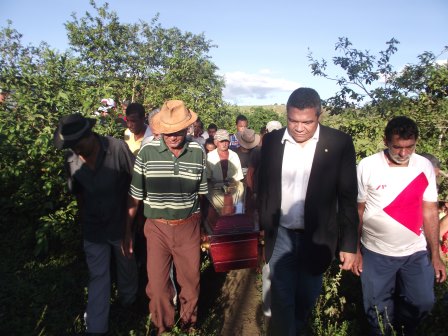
[[258, 87, 359, 335]]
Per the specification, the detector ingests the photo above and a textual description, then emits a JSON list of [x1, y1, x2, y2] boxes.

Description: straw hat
[[236, 129, 260, 149], [151, 100, 198, 134]]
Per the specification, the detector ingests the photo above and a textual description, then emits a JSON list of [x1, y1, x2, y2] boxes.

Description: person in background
[[0, 87, 16, 110], [420, 153, 448, 259], [117, 100, 130, 126], [189, 118, 208, 145], [420, 152, 442, 179], [142, 108, 161, 145], [266, 120, 282, 133], [258, 126, 268, 145], [235, 128, 260, 178], [121, 100, 130, 117], [122, 100, 207, 335], [0, 87, 10, 105], [260, 120, 282, 146], [123, 103, 153, 275], [98, 98, 116, 115], [54, 114, 138, 335], [246, 134, 265, 203], [97, 98, 117, 126], [207, 123, 218, 140], [439, 200, 448, 258], [258, 87, 359, 335], [124, 103, 153, 156], [229, 114, 248, 150], [207, 129, 243, 182], [353, 116, 446, 335], [204, 138, 217, 154]]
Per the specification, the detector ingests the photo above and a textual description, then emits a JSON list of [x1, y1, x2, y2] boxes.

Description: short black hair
[[125, 103, 145, 118], [205, 138, 215, 146], [384, 116, 419, 142], [235, 114, 248, 124], [208, 123, 217, 131], [195, 119, 204, 129], [287, 87, 322, 116]]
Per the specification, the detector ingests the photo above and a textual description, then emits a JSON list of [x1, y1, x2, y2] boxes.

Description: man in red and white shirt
[[353, 116, 446, 335]]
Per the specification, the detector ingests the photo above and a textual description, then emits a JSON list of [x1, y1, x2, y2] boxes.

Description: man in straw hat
[[235, 128, 261, 177], [53, 114, 138, 335], [122, 100, 207, 335]]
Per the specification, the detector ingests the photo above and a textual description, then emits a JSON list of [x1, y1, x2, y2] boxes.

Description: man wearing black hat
[[54, 114, 138, 335]]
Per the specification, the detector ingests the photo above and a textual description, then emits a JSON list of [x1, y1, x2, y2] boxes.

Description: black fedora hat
[[53, 114, 96, 149]]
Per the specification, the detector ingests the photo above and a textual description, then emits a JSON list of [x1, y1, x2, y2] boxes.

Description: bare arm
[[423, 201, 447, 283], [246, 166, 255, 190], [121, 195, 141, 257], [356, 202, 365, 249], [351, 202, 365, 276]]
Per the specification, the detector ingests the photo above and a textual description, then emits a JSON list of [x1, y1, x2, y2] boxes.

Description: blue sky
[[2, 0, 447, 105]]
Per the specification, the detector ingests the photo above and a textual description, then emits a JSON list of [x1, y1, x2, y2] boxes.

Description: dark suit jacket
[[258, 125, 359, 275]]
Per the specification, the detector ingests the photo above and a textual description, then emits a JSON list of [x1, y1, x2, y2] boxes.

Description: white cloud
[[222, 70, 301, 105], [259, 68, 274, 75]]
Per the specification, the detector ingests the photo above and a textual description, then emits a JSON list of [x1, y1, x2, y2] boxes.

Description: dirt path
[[199, 266, 265, 335], [219, 268, 265, 336]]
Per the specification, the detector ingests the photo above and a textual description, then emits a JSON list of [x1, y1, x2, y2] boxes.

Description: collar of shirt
[[281, 124, 320, 145]]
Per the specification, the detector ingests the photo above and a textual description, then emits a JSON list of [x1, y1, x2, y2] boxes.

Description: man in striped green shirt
[[122, 100, 207, 335]]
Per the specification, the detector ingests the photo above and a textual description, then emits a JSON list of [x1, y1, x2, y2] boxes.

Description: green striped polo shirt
[[129, 137, 208, 220]]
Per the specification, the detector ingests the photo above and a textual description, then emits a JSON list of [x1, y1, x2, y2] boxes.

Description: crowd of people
[[52, 88, 448, 336]]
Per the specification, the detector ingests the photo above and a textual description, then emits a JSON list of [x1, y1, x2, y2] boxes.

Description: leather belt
[[150, 212, 201, 227]]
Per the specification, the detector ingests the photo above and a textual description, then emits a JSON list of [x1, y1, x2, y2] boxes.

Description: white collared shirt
[[279, 125, 320, 229]]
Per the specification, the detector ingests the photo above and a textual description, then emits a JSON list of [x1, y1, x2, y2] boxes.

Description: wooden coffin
[[202, 181, 259, 272]]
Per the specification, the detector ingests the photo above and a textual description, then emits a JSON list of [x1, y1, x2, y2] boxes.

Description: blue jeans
[[361, 246, 435, 336], [83, 239, 138, 333], [268, 226, 323, 336]]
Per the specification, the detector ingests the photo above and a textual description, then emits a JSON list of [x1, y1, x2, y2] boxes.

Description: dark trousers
[[83, 240, 137, 333], [144, 215, 201, 334], [361, 246, 435, 336], [268, 226, 323, 336]]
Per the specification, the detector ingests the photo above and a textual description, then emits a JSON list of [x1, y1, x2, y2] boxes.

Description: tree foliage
[[310, 37, 448, 198], [0, 0, 230, 261], [246, 106, 286, 133], [308, 37, 402, 114], [1, 3, 448, 333], [65, 0, 225, 116]]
